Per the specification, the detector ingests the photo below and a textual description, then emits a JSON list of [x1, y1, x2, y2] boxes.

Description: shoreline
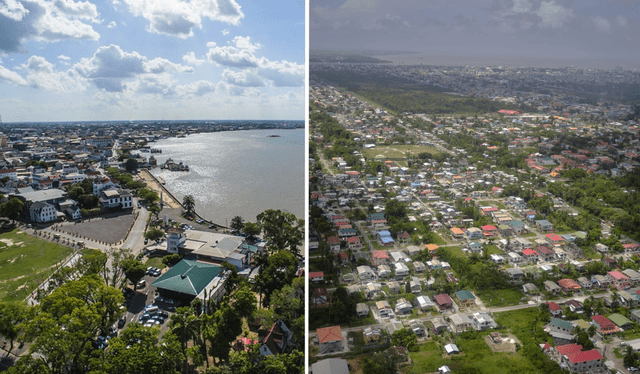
[[140, 168, 229, 229]]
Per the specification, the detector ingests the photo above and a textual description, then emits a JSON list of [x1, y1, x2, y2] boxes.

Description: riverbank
[[139, 169, 182, 209]]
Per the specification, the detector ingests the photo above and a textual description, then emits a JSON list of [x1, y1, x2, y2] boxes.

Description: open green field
[[475, 288, 524, 307], [429, 232, 447, 245], [410, 334, 537, 373], [0, 228, 73, 301], [362, 145, 442, 161]]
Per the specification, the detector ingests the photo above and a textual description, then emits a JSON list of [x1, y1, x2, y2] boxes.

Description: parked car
[[118, 316, 126, 329], [136, 279, 146, 288]]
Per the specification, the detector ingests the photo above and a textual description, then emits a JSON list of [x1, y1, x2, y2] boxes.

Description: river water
[[148, 128, 304, 225]]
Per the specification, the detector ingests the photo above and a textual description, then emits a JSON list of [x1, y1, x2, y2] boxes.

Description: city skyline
[[311, 0, 640, 70], [0, 0, 305, 122]]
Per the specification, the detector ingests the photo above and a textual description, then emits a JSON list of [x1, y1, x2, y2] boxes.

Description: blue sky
[[0, 0, 305, 122], [311, 0, 640, 69]]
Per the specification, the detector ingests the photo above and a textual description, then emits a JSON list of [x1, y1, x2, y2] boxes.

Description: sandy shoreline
[[139, 169, 182, 209]]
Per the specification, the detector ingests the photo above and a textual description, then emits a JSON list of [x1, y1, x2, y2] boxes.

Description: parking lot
[[119, 269, 177, 336]]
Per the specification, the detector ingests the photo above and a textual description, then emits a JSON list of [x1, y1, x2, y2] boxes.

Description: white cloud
[[0, 0, 100, 53], [0, 65, 27, 85], [221, 28, 229, 35], [0, 0, 29, 21], [73, 44, 192, 92], [177, 80, 216, 96], [20, 55, 86, 91], [119, 0, 244, 38], [203, 36, 304, 87], [107, 20, 117, 28], [536, 1, 573, 28], [592, 15, 611, 33], [57, 54, 70, 60], [221, 68, 264, 87], [182, 51, 206, 65], [258, 59, 304, 87]]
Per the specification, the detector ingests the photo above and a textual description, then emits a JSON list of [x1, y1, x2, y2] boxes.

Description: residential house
[[504, 268, 524, 282], [327, 236, 341, 252], [608, 270, 631, 289], [309, 272, 324, 283], [591, 274, 610, 289], [99, 188, 133, 209], [624, 243, 640, 253], [394, 262, 410, 279], [543, 280, 561, 295], [395, 298, 413, 315], [561, 350, 604, 373], [413, 261, 426, 273], [466, 241, 483, 255], [363, 327, 381, 344], [371, 250, 389, 266], [565, 300, 584, 314], [450, 227, 465, 239], [536, 246, 556, 262], [409, 277, 422, 293], [548, 302, 563, 317], [522, 283, 540, 295], [376, 265, 391, 278], [397, 231, 411, 244], [466, 227, 482, 240], [375, 300, 393, 319], [258, 320, 292, 356], [535, 219, 554, 231], [507, 252, 523, 264], [471, 312, 497, 331], [346, 236, 363, 250], [450, 313, 473, 333], [409, 320, 426, 336], [357, 265, 375, 281], [455, 290, 476, 308], [417, 296, 435, 312], [431, 318, 449, 334], [521, 248, 539, 263], [490, 254, 504, 264], [316, 326, 344, 354], [623, 268, 640, 285], [630, 309, 640, 325], [577, 277, 593, 290], [29, 202, 58, 223], [557, 279, 581, 293], [548, 318, 574, 335], [387, 281, 401, 293], [434, 293, 454, 311], [545, 233, 564, 247], [311, 359, 349, 374], [356, 303, 369, 318], [591, 315, 620, 336], [608, 313, 634, 330]]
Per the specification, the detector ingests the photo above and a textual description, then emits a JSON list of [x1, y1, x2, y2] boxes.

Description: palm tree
[[230, 216, 244, 233], [182, 195, 195, 218], [169, 307, 201, 372]]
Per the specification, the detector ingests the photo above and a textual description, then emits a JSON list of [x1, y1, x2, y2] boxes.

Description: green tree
[[182, 195, 195, 217], [230, 216, 244, 233], [162, 254, 182, 267], [145, 227, 165, 242], [124, 158, 138, 172], [242, 222, 260, 240], [0, 197, 24, 221], [0, 301, 28, 353], [391, 328, 417, 350], [121, 257, 147, 290], [169, 306, 201, 372], [256, 209, 304, 258], [253, 250, 298, 307], [76, 248, 107, 276], [232, 285, 257, 319]]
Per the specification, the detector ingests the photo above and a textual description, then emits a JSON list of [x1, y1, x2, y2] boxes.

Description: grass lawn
[[410, 335, 537, 373], [362, 145, 442, 160], [475, 288, 524, 307], [429, 232, 447, 246], [442, 246, 466, 260], [583, 247, 600, 260], [0, 228, 74, 301], [485, 245, 503, 256], [144, 256, 167, 270], [519, 232, 538, 237]]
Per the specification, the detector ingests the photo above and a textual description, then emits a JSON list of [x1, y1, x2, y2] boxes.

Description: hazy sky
[[311, 0, 640, 69], [0, 0, 304, 122]]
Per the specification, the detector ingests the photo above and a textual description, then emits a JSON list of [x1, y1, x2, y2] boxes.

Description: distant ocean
[[148, 128, 304, 225]]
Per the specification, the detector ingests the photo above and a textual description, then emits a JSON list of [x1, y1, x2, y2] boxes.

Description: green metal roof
[[549, 317, 572, 330], [608, 313, 633, 327], [151, 259, 222, 296], [455, 290, 475, 301]]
